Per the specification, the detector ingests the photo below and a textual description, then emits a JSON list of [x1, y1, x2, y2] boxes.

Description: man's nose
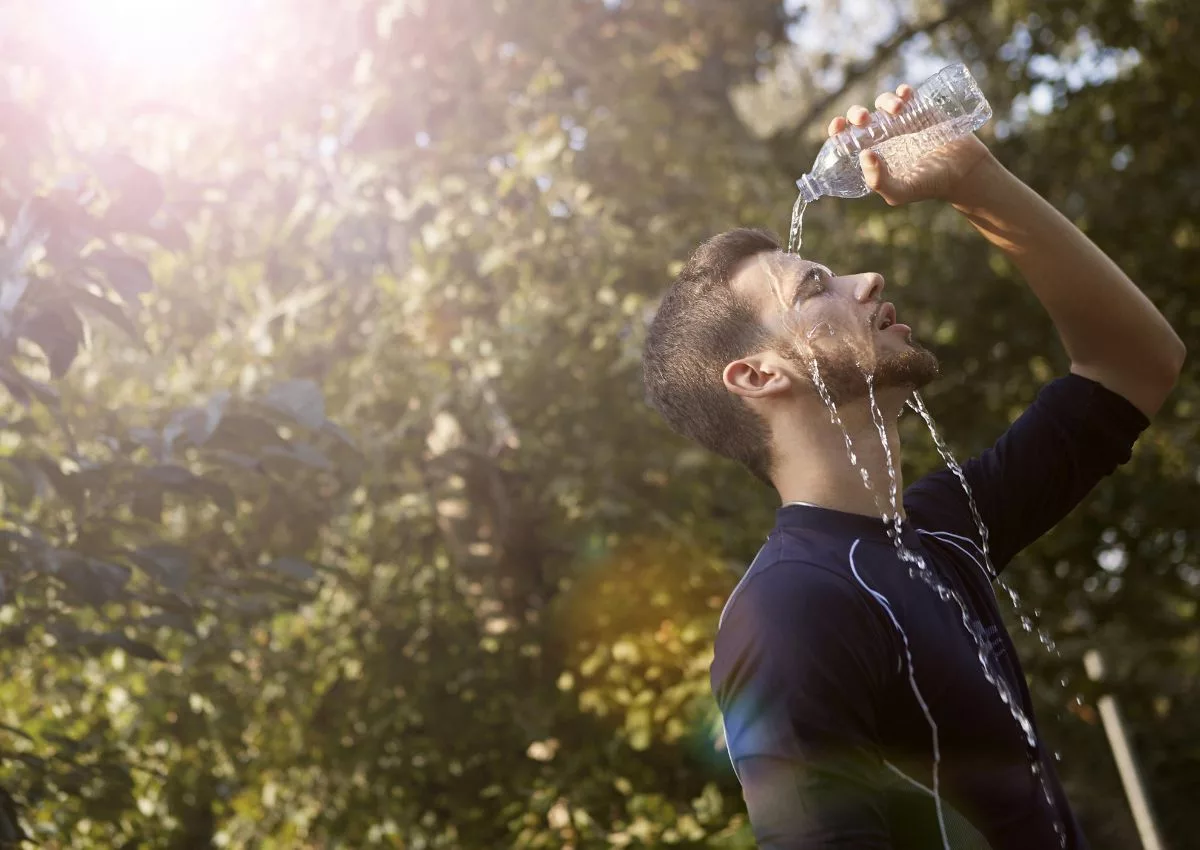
[[852, 273, 885, 303]]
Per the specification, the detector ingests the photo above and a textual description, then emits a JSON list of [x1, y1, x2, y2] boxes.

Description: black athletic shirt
[[711, 375, 1150, 849]]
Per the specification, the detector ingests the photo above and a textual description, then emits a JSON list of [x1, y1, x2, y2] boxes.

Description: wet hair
[[642, 228, 780, 485]]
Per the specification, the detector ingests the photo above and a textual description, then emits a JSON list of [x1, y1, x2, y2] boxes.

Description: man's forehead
[[732, 251, 821, 305]]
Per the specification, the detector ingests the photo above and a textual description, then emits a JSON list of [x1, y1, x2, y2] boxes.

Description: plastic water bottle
[[795, 63, 992, 203]]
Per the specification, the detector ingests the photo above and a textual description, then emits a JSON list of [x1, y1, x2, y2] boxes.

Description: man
[[641, 82, 1186, 849]]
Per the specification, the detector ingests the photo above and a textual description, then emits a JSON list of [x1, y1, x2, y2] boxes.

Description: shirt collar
[[776, 502, 923, 549]]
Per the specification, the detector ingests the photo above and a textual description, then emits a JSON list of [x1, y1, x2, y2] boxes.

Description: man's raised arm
[[945, 155, 1186, 417], [846, 82, 1185, 418]]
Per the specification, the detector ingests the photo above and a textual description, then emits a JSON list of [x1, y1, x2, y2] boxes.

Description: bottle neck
[[796, 172, 823, 203]]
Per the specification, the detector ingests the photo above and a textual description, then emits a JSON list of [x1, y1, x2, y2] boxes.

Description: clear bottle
[[796, 63, 992, 202]]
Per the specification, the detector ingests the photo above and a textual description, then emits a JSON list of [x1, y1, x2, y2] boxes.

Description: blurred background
[[0, 0, 1196, 847]]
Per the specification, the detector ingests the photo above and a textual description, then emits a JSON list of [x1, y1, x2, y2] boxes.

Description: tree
[[0, 0, 1195, 847]]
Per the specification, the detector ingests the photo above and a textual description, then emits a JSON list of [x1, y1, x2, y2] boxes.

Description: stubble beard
[[785, 335, 940, 406]]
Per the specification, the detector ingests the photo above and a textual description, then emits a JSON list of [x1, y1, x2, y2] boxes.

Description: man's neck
[[771, 397, 907, 520]]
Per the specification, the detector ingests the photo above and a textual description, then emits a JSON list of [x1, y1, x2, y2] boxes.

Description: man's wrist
[[945, 150, 1010, 211]]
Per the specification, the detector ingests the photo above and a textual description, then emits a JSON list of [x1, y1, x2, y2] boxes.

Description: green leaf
[[199, 391, 230, 444], [55, 555, 132, 607], [265, 556, 318, 583], [0, 364, 60, 409], [136, 465, 237, 513], [131, 544, 192, 592], [321, 420, 359, 450], [131, 488, 163, 523], [260, 442, 334, 471], [94, 153, 165, 230], [164, 392, 227, 450], [140, 464, 196, 487], [0, 785, 28, 844], [87, 248, 154, 300], [204, 448, 265, 471], [119, 638, 165, 662], [71, 288, 143, 343], [76, 631, 165, 662], [19, 301, 85, 378], [207, 412, 289, 453], [262, 379, 326, 429], [138, 610, 196, 633], [142, 215, 190, 252]]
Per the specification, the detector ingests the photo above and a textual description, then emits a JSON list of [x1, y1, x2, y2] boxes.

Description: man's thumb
[[860, 150, 889, 192]]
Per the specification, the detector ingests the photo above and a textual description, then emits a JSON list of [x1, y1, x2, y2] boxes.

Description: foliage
[[0, 0, 1196, 847]]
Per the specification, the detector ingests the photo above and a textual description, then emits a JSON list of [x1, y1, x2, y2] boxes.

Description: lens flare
[[68, 0, 238, 78]]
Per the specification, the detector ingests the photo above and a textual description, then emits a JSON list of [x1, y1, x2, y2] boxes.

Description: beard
[[784, 335, 940, 406]]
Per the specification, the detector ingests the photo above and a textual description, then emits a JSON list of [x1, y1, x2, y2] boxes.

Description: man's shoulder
[[711, 543, 902, 703], [717, 545, 871, 641]]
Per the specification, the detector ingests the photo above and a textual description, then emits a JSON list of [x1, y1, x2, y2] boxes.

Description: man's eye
[[793, 266, 832, 304], [793, 281, 822, 304]]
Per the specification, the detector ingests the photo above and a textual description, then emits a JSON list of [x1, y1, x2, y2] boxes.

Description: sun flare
[[69, 0, 238, 77]]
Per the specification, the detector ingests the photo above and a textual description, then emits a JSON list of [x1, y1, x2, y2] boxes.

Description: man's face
[[732, 250, 939, 403]]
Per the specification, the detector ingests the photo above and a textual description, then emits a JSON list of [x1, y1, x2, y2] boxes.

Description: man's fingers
[[860, 150, 890, 192], [875, 92, 904, 114], [836, 86, 913, 135]]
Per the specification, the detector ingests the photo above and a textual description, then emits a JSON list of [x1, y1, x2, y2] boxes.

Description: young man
[[641, 83, 1186, 849]]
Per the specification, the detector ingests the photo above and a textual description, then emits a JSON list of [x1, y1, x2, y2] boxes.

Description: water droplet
[[1054, 750, 1062, 762]]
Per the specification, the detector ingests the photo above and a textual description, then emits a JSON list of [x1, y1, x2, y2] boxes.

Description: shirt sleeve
[[905, 374, 1150, 573], [711, 564, 899, 848]]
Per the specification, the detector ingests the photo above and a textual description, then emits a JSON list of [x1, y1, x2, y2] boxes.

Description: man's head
[[642, 228, 939, 485]]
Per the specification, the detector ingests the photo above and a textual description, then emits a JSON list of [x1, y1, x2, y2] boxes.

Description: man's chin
[[874, 343, 940, 391], [799, 345, 939, 405]]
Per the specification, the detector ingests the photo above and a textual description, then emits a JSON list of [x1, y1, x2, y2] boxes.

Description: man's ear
[[723, 354, 792, 400]]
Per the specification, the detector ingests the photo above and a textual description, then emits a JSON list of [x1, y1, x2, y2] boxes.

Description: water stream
[[861, 381, 1065, 847], [900, 391, 1066, 847], [787, 195, 808, 255], [907, 393, 1060, 655], [802, 348, 952, 850]]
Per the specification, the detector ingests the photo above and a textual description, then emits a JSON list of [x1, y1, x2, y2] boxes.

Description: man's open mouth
[[877, 302, 897, 330]]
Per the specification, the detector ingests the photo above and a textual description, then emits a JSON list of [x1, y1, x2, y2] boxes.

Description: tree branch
[[774, 0, 979, 140]]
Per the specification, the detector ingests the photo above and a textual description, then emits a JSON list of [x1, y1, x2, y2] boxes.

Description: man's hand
[[828, 83, 994, 206]]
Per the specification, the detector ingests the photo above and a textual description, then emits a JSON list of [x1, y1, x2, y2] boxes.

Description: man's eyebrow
[[789, 261, 825, 302]]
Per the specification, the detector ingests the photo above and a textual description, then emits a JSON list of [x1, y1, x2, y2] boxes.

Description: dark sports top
[[710, 375, 1149, 849]]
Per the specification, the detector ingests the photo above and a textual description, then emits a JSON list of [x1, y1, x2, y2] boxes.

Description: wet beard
[[788, 337, 940, 405]]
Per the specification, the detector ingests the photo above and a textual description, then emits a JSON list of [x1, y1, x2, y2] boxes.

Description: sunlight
[[70, 0, 238, 77]]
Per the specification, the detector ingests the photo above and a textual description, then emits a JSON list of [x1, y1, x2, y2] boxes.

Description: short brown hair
[[642, 228, 780, 485]]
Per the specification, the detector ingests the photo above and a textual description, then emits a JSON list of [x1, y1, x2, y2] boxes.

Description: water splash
[[866, 375, 902, 530], [758, 253, 791, 315], [807, 358, 869, 487], [906, 392, 1060, 655], [807, 357, 945, 850], [903, 391, 1066, 846], [854, 380, 1038, 747]]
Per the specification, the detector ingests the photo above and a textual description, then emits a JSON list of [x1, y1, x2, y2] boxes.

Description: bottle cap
[[796, 173, 821, 203]]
